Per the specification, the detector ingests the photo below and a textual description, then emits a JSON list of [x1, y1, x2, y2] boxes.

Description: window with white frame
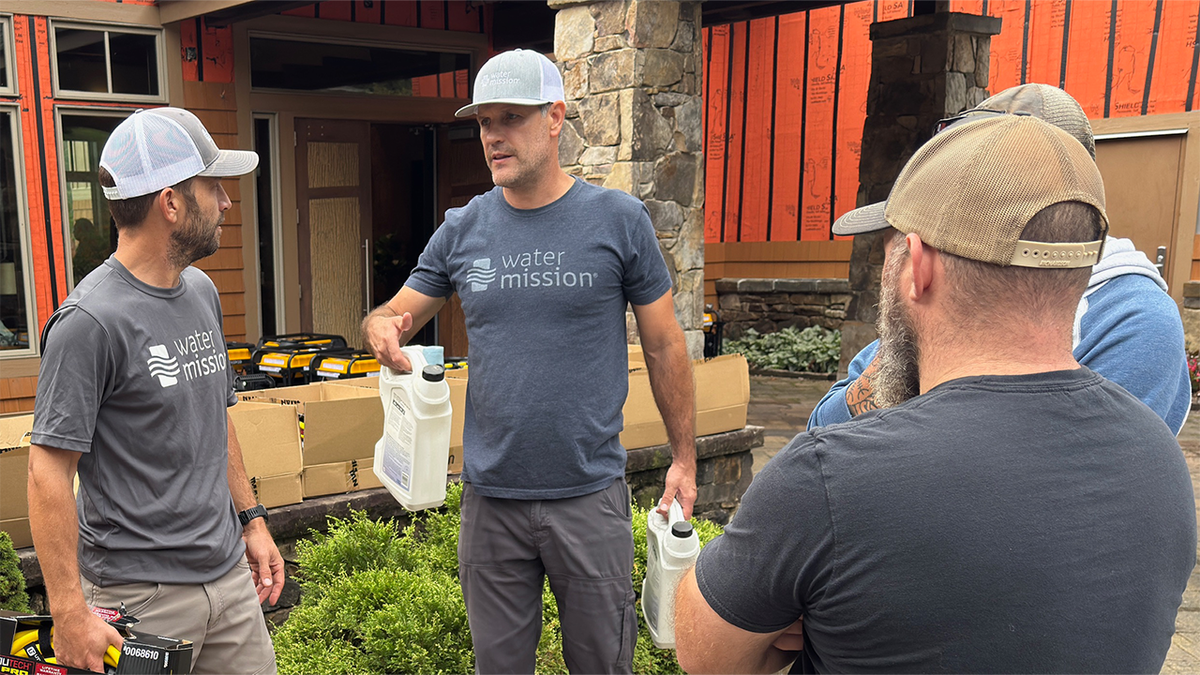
[[0, 15, 15, 96], [0, 106, 35, 355], [51, 21, 164, 101], [58, 109, 130, 287]]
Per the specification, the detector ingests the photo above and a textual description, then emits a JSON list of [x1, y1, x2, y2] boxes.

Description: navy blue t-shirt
[[405, 179, 672, 499], [696, 368, 1196, 673]]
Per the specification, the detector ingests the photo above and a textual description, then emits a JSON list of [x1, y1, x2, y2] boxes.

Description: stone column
[[839, 11, 1001, 377], [552, 0, 706, 358]]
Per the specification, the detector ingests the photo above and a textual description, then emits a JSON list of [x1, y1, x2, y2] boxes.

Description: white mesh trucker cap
[[99, 107, 259, 200], [455, 49, 565, 118]]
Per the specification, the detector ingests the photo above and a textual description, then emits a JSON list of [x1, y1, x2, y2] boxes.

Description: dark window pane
[[0, 113, 31, 350], [62, 114, 123, 284], [109, 32, 158, 95], [250, 37, 470, 98], [56, 28, 108, 93], [0, 22, 8, 90]]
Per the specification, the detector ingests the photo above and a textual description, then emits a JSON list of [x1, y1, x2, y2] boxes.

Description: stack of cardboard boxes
[[0, 351, 750, 548], [0, 416, 32, 548]]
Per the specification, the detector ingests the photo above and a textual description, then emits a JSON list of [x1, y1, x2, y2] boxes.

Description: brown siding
[[184, 81, 247, 342]]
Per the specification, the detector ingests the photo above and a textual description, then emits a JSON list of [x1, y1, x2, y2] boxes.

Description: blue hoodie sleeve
[[808, 339, 880, 430], [1075, 274, 1190, 435]]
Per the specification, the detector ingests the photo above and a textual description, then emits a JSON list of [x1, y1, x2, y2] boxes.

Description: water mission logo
[[467, 258, 496, 292], [147, 345, 181, 388]]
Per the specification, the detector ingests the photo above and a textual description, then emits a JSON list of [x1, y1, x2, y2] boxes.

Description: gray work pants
[[458, 478, 637, 674]]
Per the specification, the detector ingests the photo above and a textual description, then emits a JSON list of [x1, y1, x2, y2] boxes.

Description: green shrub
[[273, 484, 726, 674], [0, 531, 30, 613], [724, 326, 841, 373]]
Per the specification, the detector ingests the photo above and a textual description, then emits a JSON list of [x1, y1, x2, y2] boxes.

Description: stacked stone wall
[[715, 278, 851, 340]]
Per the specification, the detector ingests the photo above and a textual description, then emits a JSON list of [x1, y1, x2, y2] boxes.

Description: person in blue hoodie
[[809, 84, 1190, 435]]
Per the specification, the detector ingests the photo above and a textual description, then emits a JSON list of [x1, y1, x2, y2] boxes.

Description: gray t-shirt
[[696, 368, 1195, 673], [32, 257, 243, 586], [405, 179, 672, 499]]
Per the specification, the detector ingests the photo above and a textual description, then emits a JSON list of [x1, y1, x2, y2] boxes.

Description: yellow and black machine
[[257, 333, 348, 351], [251, 334, 350, 386], [226, 341, 256, 375], [310, 350, 380, 381]]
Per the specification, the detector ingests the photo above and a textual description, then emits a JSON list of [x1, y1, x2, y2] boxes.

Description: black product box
[[1, 609, 191, 674]]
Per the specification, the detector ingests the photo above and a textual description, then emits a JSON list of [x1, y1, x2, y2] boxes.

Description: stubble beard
[[873, 256, 921, 409], [168, 190, 221, 268]]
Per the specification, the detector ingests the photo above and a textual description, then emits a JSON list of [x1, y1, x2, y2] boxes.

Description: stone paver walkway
[[746, 374, 1200, 672]]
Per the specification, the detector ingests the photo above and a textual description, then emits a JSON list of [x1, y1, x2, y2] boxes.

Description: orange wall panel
[[1108, 0, 1157, 117], [1146, 1, 1198, 115], [722, 22, 749, 243], [834, 1, 871, 227], [1024, 1, 1067, 88], [740, 18, 775, 243], [704, 25, 731, 243], [769, 12, 806, 242], [800, 6, 839, 241], [1062, 0, 1112, 119]]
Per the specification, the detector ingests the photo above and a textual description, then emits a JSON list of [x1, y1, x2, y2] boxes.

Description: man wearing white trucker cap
[[674, 115, 1195, 672], [29, 108, 282, 674], [363, 49, 697, 673], [809, 83, 1190, 434]]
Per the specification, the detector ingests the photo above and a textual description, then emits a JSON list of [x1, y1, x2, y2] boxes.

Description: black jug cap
[[671, 521, 694, 538], [422, 365, 446, 382]]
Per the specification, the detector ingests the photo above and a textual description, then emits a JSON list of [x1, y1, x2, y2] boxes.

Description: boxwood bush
[[724, 325, 841, 373], [273, 483, 724, 674]]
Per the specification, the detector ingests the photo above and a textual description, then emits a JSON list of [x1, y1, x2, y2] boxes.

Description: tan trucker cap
[[883, 114, 1108, 269]]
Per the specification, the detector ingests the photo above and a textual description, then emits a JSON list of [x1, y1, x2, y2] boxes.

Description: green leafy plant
[[0, 531, 30, 613], [723, 326, 841, 373], [273, 484, 725, 674]]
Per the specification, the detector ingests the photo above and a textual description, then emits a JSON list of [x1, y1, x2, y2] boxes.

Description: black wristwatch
[[238, 504, 269, 527]]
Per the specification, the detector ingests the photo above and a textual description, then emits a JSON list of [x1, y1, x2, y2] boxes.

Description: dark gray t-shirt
[[32, 257, 243, 586], [696, 368, 1195, 673], [405, 179, 672, 499]]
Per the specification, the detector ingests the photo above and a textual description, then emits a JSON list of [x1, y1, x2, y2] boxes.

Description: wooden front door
[[1094, 132, 1186, 292], [296, 119, 373, 347]]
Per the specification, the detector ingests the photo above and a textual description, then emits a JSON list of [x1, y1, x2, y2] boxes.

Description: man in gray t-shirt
[[363, 50, 697, 673], [29, 108, 282, 674], [674, 117, 1195, 672]]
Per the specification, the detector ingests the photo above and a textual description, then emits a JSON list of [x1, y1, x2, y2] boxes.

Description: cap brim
[[454, 97, 556, 118], [831, 201, 889, 236], [197, 149, 259, 178]]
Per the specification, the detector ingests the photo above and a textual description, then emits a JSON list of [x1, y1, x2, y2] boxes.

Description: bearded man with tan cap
[[674, 115, 1196, 673], [809, 83, 1190, 434]]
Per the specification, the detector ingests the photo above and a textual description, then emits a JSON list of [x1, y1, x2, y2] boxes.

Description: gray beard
[[874, 267, 921, 409]]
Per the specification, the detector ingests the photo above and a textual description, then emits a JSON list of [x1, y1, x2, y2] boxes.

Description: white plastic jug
[[373, 345, 452, 511], [641, 500, 700, 649]]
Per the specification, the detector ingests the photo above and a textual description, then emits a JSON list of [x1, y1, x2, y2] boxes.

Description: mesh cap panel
[[100, 108, 258, 200], [884, 115, 1107, 266]]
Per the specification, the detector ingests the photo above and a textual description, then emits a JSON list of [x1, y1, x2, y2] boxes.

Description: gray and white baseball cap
[[100, 107, 259, 200], [454, 49, 565, 118]]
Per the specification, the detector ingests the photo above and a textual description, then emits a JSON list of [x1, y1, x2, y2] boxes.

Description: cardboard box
[[693, 354, 750, 437], [0, 415, 33, 522], [0, 517, 31, 549], [249, 473, 303, 509], [240, 382, 383, 466], [229, 401, 303, 478], [620, 354, 750, 450], [628, 344, 645, 368], [302, 457, 382, 498]]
